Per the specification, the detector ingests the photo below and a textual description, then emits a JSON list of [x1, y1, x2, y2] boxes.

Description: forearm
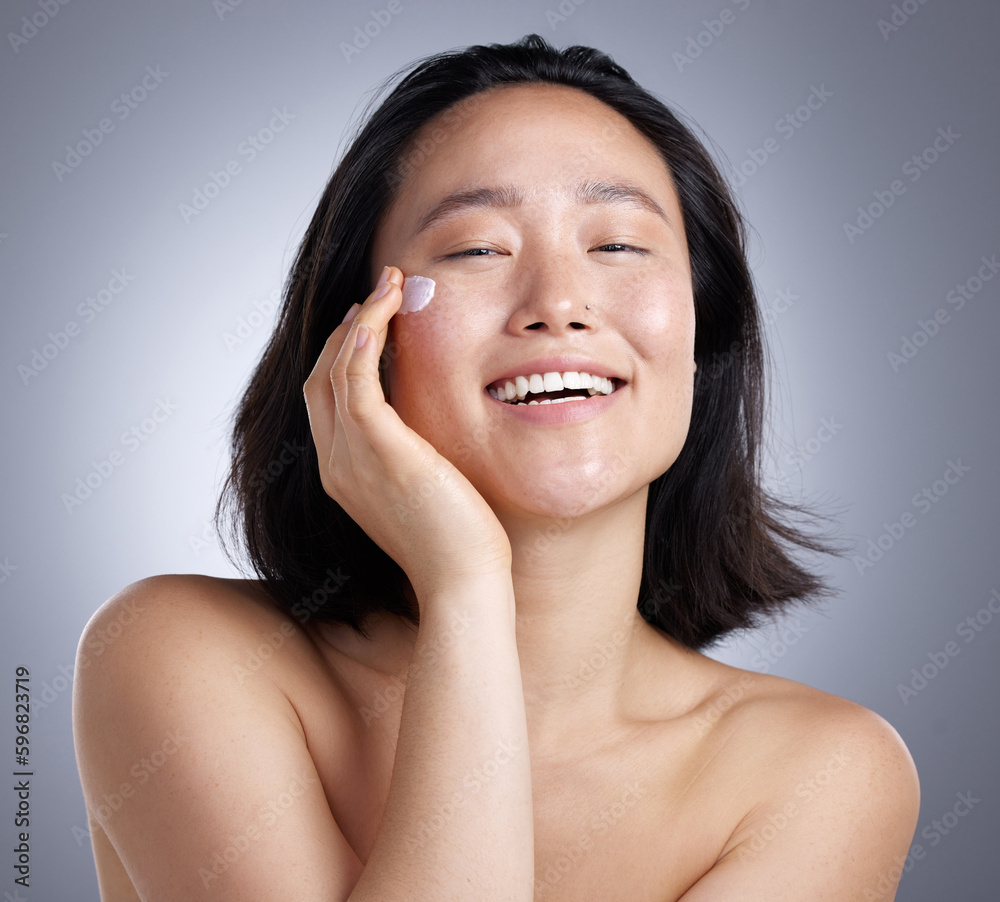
[[347, 571, 533, 901]]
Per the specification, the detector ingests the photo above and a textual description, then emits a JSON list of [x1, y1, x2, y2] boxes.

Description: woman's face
[[370, 83, 696, 523]]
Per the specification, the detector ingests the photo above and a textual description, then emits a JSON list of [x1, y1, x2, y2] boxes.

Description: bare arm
[[348, 574, 533, 901], [306, 265, 535, 899]]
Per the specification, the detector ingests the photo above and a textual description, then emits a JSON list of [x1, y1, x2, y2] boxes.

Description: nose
[[505, 252, 598, 334]]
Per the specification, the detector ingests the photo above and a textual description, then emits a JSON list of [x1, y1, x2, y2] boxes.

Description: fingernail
[[342, 303, 360, 324], [399, 275, 435, 314], [375, 266, 390, 290], [355, 323, 369, 349]]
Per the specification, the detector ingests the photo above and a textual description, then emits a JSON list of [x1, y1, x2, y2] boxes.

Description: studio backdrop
[[1, 1, 997, 899]]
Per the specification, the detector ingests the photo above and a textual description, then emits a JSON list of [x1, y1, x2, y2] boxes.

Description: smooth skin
[[73, 84, 920, 901]]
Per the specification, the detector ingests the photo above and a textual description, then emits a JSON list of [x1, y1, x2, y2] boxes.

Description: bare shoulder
[[79, 573, 293, 652], [73, 574, 363, 901], [678, 659, 921, 899]]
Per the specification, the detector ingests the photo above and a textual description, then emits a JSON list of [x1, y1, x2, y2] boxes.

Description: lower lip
[[486, 386, 625, 424]]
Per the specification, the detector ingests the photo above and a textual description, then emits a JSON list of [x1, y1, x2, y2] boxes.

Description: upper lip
[[484, 357, 626, 391]]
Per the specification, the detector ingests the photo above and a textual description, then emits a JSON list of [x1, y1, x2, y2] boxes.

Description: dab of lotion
[[399, 275, 435, 314]]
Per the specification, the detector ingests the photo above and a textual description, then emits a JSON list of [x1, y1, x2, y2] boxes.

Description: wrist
[[414, 569, 516, 625]]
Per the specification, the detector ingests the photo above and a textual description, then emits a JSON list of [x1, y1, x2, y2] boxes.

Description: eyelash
[[448, 244, 648, 258]]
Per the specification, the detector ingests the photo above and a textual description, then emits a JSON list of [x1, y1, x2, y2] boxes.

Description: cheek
[[385, 283, 476, 411], [621, 274, 695, 360]]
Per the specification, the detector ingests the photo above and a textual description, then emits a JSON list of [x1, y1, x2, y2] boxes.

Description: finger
[[336, 267, 404, 428], [303, 267, 399, 467], [303, 304, 365, 463]]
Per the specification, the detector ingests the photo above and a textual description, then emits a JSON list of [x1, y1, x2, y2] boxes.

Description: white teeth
[[588, 376, 612, 396], [489, 370, 619, 404], [542, 372, 563, 392]]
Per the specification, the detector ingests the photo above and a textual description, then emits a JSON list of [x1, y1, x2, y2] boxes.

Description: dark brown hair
[[215, 34, 837, 649]]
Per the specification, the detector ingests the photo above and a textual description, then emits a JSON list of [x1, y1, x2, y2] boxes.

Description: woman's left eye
[[594, 243, 647, 254], [448, 248, 499, 258]]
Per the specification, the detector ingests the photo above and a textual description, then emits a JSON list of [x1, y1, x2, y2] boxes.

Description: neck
[[498, 486, 683, 754]]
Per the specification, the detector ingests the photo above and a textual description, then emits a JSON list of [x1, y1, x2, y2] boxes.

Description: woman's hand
[[303, 266, 513, 602]]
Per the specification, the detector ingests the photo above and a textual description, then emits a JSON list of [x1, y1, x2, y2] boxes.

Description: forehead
[[383, 83, 682, 235]]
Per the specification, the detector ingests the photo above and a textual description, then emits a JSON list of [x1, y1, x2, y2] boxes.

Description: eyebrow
[[412, 179, 671, 236]]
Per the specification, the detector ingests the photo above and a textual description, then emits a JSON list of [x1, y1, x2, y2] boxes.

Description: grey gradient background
[[2, 0, 998, 899]]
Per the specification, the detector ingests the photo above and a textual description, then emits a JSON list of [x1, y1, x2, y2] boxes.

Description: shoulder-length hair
[[216, 33, 835, 649]]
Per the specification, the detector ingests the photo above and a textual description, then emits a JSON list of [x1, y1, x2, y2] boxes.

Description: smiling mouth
[[487, 371, 621, 405]]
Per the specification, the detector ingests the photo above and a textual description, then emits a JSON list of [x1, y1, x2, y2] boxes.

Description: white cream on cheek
[[399, 275, 435, 313]]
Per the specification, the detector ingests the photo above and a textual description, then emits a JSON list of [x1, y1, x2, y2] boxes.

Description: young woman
[[73, 34, 919, 901]]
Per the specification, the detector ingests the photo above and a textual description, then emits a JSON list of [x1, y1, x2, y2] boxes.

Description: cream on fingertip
[[399, 275, 435, 314]]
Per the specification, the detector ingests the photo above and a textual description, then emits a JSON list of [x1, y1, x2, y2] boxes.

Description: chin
[[479, 458, 640, 524]]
